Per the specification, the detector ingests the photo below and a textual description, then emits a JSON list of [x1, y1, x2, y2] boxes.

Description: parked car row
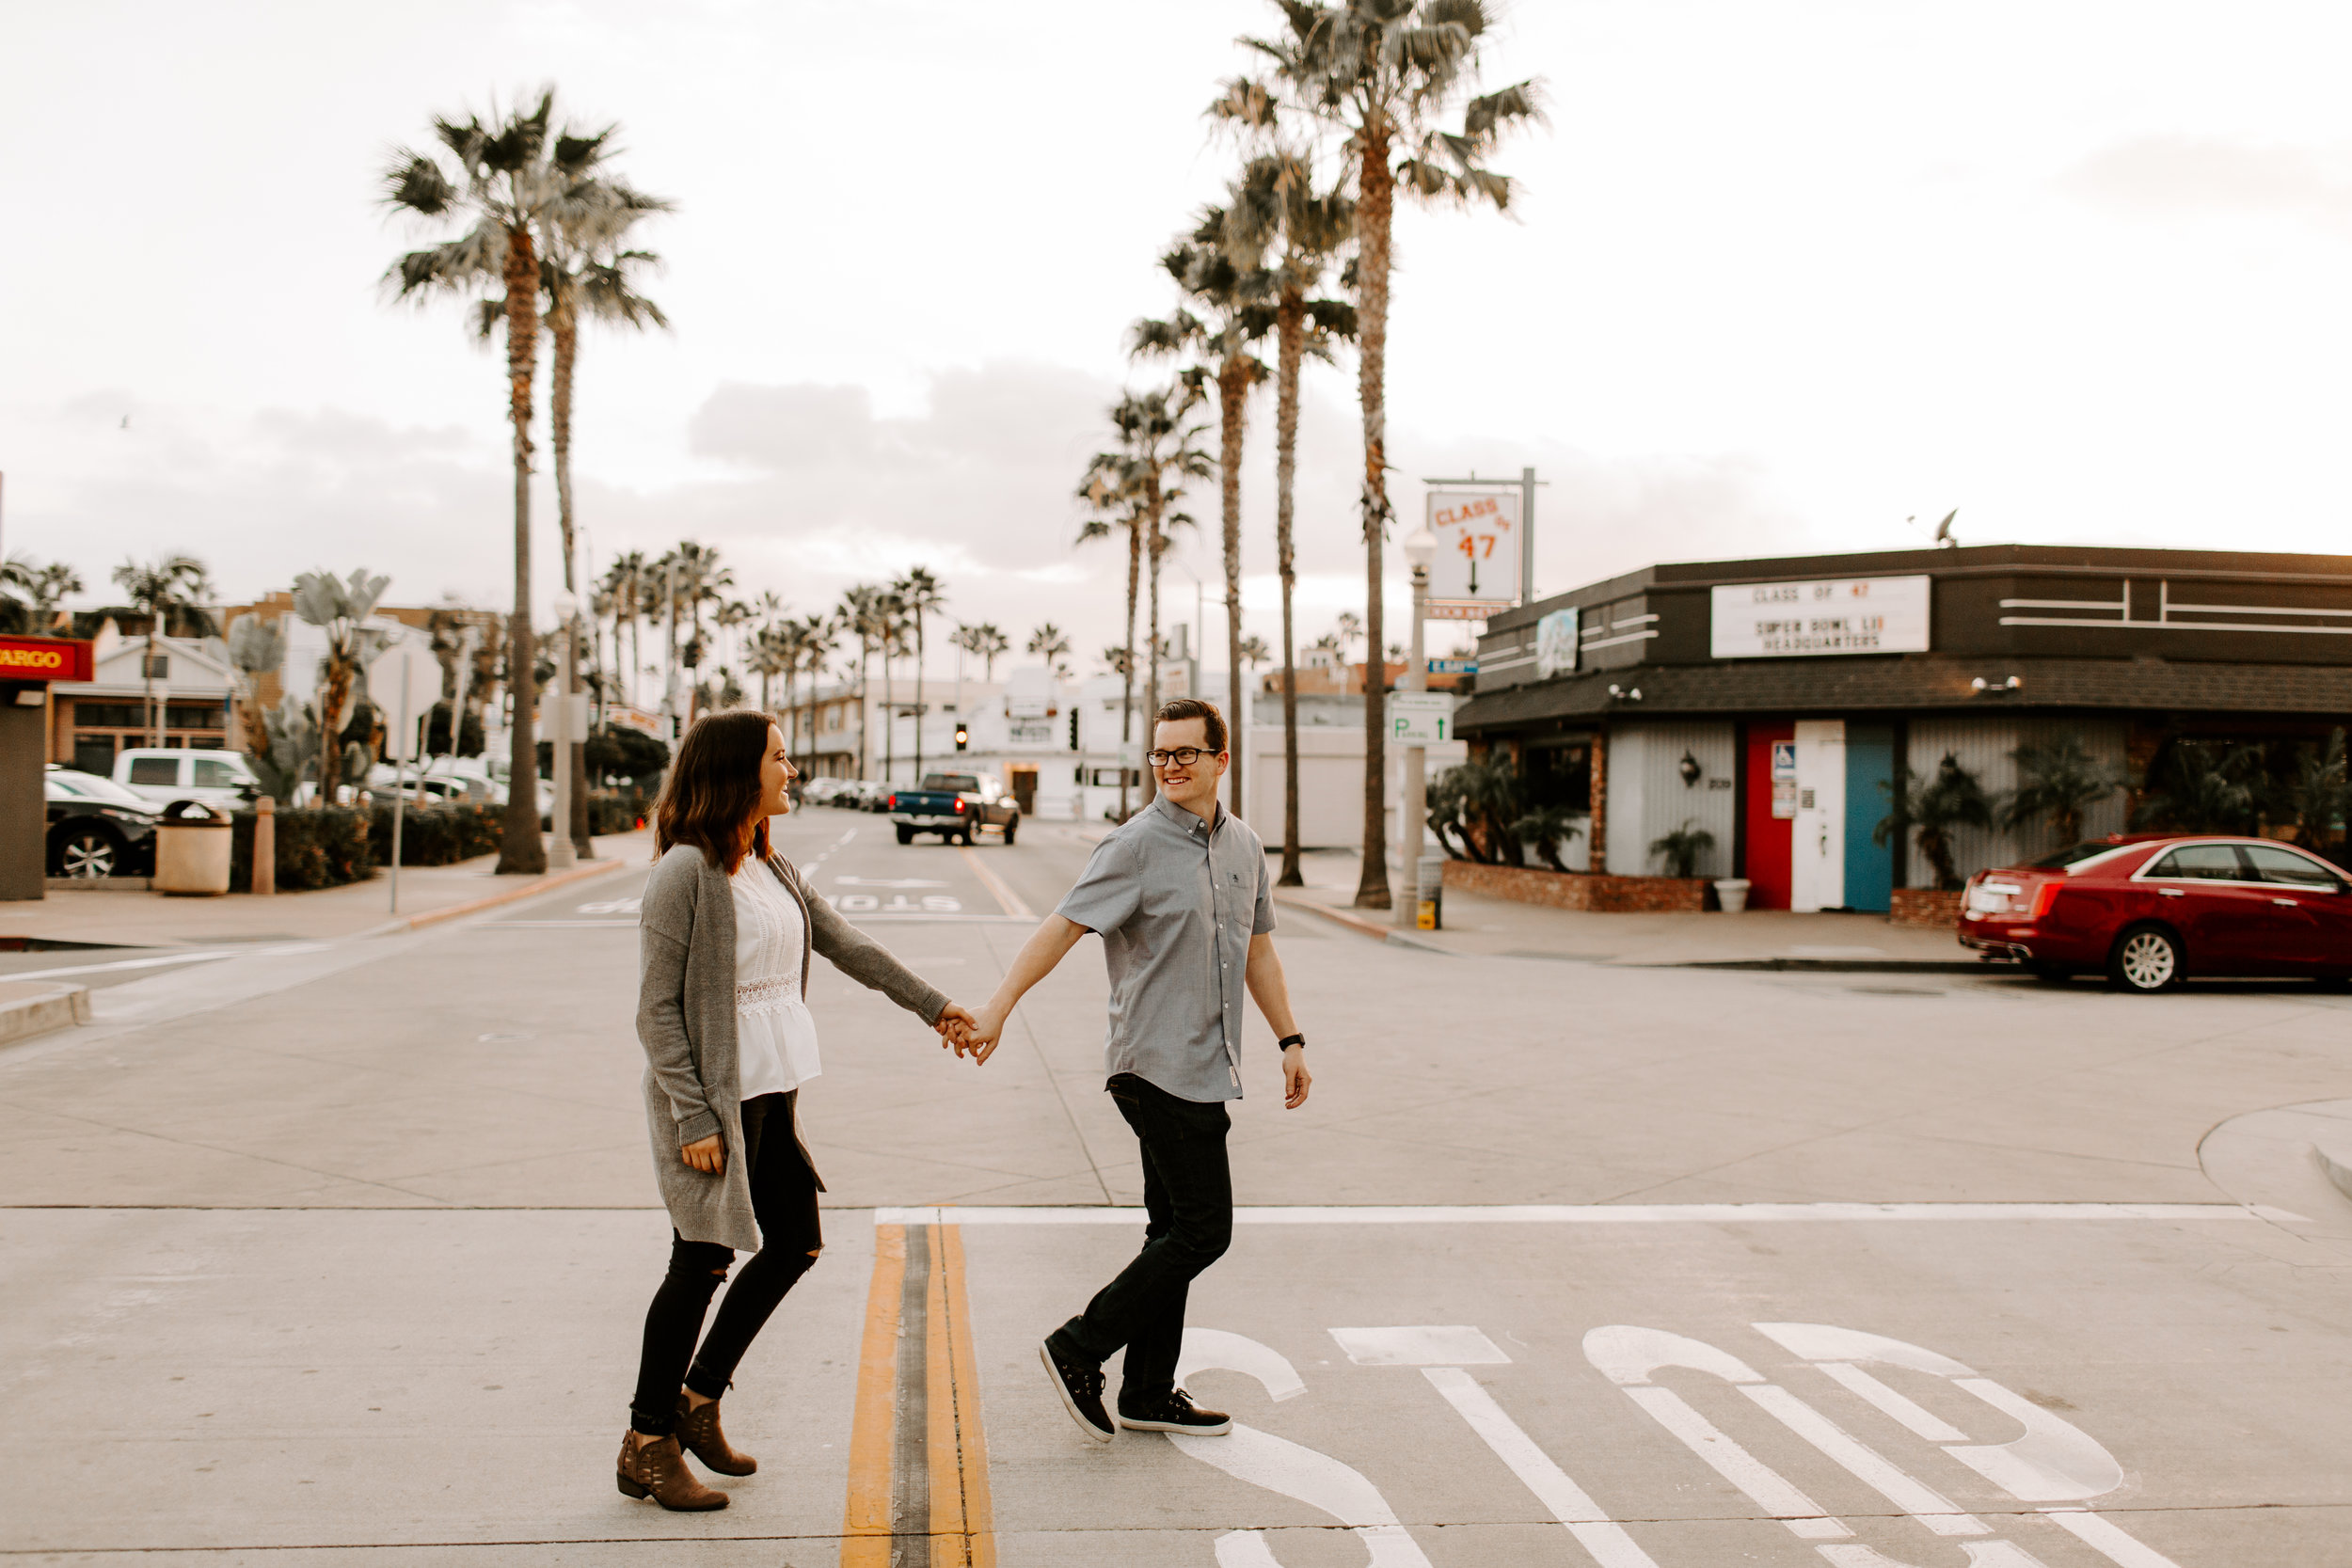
[[802, 777, 893, 813], [1960, 833, 2352, 990], [44, 765, 163, 879]]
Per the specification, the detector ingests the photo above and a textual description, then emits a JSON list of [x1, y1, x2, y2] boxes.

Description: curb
[[360, 857, 629, 938], [1662, 958, 2007, 974], [1272, 892, 1452, 955], [0, 982, 93, 1047]]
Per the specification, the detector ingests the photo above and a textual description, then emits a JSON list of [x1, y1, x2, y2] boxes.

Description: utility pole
[[1398, 526, 1435, 929]]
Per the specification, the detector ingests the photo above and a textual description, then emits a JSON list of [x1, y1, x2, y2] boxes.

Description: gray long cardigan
[[637, 843, 949, 1251]]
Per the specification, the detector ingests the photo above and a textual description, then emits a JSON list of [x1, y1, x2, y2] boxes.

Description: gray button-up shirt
[[1056, 795, 1278, 1103]]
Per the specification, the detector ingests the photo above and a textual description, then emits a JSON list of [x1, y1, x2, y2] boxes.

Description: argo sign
[[0, 636, 93, 684]]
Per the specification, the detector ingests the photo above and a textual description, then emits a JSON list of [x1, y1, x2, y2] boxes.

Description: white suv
[[113, 748, 261, 806]]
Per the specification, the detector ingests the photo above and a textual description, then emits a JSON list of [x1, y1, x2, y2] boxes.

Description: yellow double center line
[[843, 1223, 994, 1567]]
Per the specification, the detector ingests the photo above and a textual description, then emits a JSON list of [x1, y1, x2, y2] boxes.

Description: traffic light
[[954, 721, 969, 752]]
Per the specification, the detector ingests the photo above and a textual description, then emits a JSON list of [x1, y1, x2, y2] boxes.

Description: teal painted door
[[1843, 725, 1895, 912]]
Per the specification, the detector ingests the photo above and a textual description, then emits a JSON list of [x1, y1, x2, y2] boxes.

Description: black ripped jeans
[[628, 1091, 823, 1435], [1048, 1073, 1232, 1407]]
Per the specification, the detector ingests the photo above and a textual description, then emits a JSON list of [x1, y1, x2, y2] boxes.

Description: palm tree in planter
[[1230, 0, 1543, 910], [1647, 820, 1716, 879], [2275, 728, 2348, 854], [1516, 804, 1585, 873], [1999, 736, 2119, 850], [1875, 752, 1994, 891], [2130, 739, 2264, 836], [291, 568, 391, 803]]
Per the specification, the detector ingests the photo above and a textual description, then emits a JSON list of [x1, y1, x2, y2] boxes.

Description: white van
[[113, 748, 261, 807]]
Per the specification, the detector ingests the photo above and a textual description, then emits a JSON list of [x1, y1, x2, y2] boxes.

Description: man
[[960, 697, 1310, 1440]]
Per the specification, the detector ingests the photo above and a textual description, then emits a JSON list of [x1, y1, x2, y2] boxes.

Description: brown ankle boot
[[675, 1390, 757, 1475], [617, 1431, 728, 1511]]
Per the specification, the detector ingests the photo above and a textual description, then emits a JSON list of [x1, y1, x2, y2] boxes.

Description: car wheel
[[896, 825, 914, 846], [959, 827, 975, 847], [52, 824, 122, 879], [2108, 925, 2182, 992], [1002, 816, 1018, 846]]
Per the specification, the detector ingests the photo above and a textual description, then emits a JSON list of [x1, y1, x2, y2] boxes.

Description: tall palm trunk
[[548, 285, 591, 857], [1120, 517, 1140, 819], [1273, 289, 1306, 885], [1217, 354, 1248, 819], [1352, 118, 1395, 910], [1143, 475, 1165, 807], [496, 219, 545, 875], [913, 615, 926, 780], [856, 638, 871, 778], [882, 641, 896, 785]]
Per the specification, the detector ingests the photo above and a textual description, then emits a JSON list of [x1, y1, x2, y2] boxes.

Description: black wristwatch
[[1278, 1034, 1306, 1051]]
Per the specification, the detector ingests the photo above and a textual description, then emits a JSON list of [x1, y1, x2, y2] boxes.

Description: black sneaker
[[1040, 1339, 1115, 1442], [1117, 1387, 1232, 1435]]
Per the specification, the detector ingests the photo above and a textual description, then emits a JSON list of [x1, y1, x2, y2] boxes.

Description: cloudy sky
[[4, 0, 2347, 687]]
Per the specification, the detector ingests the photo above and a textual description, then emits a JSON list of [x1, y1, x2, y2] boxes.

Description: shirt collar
[[1151, 793, 1219, 838]]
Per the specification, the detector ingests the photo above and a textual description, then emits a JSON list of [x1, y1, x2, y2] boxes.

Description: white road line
[[1812, 1363, 1971, 1443], [1739, 1383, 1986, 1535], [2039, 1509, 2185, 1568], [0, 943, 326, 981], [1422, 1368, 1664, 1568], [1622, 1386, 1849, 1538], [871, 1202, 2283, 1227], [485, 920, 640, 929]]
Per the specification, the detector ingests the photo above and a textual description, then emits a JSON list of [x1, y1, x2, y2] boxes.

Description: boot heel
[[617, 1473, 649, 1499]]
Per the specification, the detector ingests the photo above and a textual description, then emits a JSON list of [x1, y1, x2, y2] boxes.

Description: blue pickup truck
[[889, 771, 1020, 846]]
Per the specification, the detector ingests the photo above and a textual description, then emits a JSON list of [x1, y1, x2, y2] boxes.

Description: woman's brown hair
[[654, 708, 777, 874]]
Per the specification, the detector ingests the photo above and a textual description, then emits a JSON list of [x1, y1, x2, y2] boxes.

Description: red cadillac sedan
[[1959, 835, 2352, 991]]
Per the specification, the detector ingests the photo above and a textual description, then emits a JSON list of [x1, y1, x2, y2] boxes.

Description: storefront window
[[1524, 740, 1592, 813]]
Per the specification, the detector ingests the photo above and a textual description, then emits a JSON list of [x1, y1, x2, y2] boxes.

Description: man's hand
[[1282, 1044, 1311, 1109], [681, 1133, 724, 1175], [960, 1005, 1007, 1066]]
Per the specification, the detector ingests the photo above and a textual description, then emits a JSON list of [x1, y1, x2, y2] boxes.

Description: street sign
[[366, 648, 442, 762], [1389, 692, 1454, 745], [1427, 657, 1478, 675], [1424, 488, 1521, 616]]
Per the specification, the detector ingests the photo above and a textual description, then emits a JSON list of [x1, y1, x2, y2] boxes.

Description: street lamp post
[[550, 590, 578, 871], [1398, 524, 1436, 929]]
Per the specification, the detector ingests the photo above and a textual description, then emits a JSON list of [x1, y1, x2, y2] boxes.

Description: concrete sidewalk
[[1274, 847, 1979, 968], [0, 830, 649, 948]]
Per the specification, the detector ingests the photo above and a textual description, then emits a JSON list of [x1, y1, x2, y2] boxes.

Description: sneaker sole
[[1039, 1339, 1115, 1442], [1117, 1414, 1232, 1435]]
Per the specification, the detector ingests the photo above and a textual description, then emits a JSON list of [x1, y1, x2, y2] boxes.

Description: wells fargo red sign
[[0, 637, 93, 683]]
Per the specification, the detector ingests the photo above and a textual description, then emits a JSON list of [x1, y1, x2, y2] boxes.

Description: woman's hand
[[961, 1005, 1007, 1065], [936, 1003, 984, 1061], [681, 1133, 724, 1175]]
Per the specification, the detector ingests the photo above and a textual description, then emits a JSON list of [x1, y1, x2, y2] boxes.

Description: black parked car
[[45, 766, 162, 879]]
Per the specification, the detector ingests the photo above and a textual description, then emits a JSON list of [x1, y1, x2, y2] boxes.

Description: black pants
[[628, 1091, 823, 1435], [1049, 1073, 1232, 1405]]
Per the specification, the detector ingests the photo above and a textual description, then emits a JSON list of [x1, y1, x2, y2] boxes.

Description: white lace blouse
[[731, 861, 822, 1100]]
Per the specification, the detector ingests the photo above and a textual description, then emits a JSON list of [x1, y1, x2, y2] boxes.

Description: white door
[[1790, 721, 1845, 912]]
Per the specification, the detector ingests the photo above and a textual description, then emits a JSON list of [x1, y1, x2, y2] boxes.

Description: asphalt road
[[4, 800, 2350, 1564]]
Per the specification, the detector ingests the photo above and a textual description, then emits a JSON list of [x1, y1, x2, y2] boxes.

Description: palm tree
[[798, 613, 837, 769], [384, 88, 614, 873], [2, 554, 84, 634], [896, 566, 946, 778], [954, 621, 1010, 683], [662, 541, 732, 723], [839, 585, 892, 780], [1079, 385, 1212, 802], [749, 624, 789, 713], [1232, 2, 1543, 908], [600, 550, 648, 711], [1214, 134, 1357, 881], [716, 598, 755, 684], [1998, 736, 2120, 849], [1075, 503, 1144, 818], [1875, 754, 1995, 890], [291, 568, 392, 800], [110, 554, 215, 638], [1136, 208, 1272, 818], [1028, 623, 1073, 679], [1238, 634, 1270, 675]]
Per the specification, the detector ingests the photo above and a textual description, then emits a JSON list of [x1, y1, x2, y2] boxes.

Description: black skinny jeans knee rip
[[1051, 1074, 1232, 1406], [629, 1092, 822, 1435]]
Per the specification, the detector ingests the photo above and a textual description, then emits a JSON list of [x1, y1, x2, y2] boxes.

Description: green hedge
[[229, 807, 375, 892], [369, 802, 503, 866]]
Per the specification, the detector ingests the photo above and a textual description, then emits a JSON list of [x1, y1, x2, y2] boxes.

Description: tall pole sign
[[1419, 467, 1544, 621]]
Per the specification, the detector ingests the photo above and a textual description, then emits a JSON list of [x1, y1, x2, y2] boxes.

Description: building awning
[[1455, 655, 2352, 733]]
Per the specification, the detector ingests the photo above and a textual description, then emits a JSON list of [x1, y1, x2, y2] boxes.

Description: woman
[[619, 709, 975, 1510]]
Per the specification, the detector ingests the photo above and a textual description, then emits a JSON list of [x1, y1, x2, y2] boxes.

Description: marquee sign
[[0, 636, 93, 683], [1710, 576, 1931, 658]]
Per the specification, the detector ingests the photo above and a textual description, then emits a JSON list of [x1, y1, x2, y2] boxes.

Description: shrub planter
[[1440, 860, 1709, 913], [1890, 888, 1965, 929]]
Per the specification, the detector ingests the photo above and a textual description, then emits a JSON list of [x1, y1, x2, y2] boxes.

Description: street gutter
[[359, 856, 629, 938], [1271, 891, 1453, 955]]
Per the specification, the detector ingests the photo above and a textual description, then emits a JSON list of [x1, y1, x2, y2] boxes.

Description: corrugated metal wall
[[1904, 717, 2129, 885], [1607, 721, 1740, 879]]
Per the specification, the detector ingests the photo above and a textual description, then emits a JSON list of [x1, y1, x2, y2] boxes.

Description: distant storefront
[[48, 633, 238, 774], [1454, 545, 2352, 910]]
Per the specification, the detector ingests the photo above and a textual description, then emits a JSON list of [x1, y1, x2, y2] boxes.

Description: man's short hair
[[1153, 696, 1228, 754]]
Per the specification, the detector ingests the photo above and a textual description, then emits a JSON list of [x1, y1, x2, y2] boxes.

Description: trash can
[[154, 800, 233, 896]]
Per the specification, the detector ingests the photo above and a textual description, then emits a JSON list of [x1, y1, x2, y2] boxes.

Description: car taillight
[[2029, 880, 2065, 920], [888, 794, 898, 810], [954, 799, 966, 814]]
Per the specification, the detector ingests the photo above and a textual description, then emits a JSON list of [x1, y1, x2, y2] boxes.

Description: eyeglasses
[[1145, 747, 1216, 768]]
